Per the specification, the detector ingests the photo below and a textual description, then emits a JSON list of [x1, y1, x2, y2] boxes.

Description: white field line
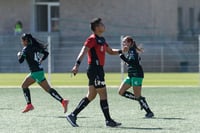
[[0, 85, 199, 88]]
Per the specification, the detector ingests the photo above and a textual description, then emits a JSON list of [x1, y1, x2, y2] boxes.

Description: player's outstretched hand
[[122, 46, 129, 53]]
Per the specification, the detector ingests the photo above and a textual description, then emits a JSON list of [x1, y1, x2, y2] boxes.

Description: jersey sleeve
[[18, 48, 27, 63], [84, 37, 95, 48], [119, 54, 132, 65], [41, 49, 49, 61], [119, 49, 138, 65]]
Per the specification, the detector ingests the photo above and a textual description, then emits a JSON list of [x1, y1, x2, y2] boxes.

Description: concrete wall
[[0, 0, 33, 34], [60, 0, 178, 38], [0, 0, 200, 37], [178, 0, 200, 34]]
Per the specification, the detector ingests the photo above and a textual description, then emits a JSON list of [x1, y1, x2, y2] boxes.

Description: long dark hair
[[21, 33, 47, 50], [123, 36, 143, 53]]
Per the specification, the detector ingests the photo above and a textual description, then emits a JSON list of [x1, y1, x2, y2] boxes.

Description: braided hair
[[21, 33, 47, 50]]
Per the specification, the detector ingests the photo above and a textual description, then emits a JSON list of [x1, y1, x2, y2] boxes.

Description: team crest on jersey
[[130, 51, 134, 56], [97, 39, 103, 44]]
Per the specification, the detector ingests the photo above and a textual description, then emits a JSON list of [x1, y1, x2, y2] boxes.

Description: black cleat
[[66, 114, 79, 127], [106, 119, 121, 127], [145, 112, 154, 118]]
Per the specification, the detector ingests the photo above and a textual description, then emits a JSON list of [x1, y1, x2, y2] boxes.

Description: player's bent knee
[[87, 94, 97, 101], [22, 84, 29, 89], [87, 96, 95, 101], [118, 89, 124, 96]]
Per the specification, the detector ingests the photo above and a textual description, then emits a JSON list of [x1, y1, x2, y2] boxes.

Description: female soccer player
[[118, 36, 154, 118], [17, 33, 69, 113], [66, 18, 121, 127]]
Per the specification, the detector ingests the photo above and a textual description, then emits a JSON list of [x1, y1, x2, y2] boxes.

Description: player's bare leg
[[118, 83, 137, 100], [21, 76, 35, 113], [87, 85, 97, 101], [39, 79, 69, 113]]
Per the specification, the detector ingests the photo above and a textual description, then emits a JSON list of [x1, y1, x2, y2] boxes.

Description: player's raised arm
[[17, 49, 26, 63], [106, 46, 121, 55], [71, 45, 89, 76], [39, 49, 49, 64]]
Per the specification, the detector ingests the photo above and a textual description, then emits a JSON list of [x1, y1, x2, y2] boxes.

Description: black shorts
[[87, 65, 106, 88]]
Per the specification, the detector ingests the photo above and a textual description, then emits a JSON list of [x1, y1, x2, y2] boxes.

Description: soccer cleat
[[22, 104, 34, 113], [145, 111, 154, 118], [106, 119, 121, 127], [62, 99, 69, 113], [66, 114, 79, 127]]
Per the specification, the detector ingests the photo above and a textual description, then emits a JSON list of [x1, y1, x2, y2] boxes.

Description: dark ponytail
[[21, 33, 48, 50]]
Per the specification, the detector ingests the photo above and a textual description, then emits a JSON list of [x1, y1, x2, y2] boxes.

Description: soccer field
[[0, 73, 199, 133], [0, 73, 199, 87], [0, 87, 200, 133]]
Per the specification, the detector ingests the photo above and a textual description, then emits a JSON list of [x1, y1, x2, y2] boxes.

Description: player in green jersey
[[17, 33, 69, 113], [118, 36, 154, 118]]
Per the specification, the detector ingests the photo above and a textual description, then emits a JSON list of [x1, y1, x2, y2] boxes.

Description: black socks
[[71, 98, 112, 121], [48, 88, 63, 103], [100, 99, 112, 121], [72, 97, 90, 116], [23, 88, 64, 105], [122, 91, 137, 100], [122, 91, 152, 113], [23, 88, 31, 104], [138, 97, 152, 113]]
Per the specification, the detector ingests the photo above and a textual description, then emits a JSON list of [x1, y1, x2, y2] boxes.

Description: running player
[[17, 33, 69, 113], [66, 18, 121, 127], [118, 36, 154, 118]]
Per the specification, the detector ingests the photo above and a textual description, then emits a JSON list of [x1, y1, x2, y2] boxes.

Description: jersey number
[[34, 52, 40, 63]]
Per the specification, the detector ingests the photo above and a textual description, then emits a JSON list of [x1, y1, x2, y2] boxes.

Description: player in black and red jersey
[[66, 18, 121, 127], [17, 33, 69, 113]]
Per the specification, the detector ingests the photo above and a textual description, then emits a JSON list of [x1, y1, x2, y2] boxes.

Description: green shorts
[[123, 77, 143, 87], [29, 71, 46, 83]]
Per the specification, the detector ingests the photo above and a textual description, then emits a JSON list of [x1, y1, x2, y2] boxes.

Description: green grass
[[0, 73, 199, 87], [0, 73, 199, 132], [0, 86, 200, 133]]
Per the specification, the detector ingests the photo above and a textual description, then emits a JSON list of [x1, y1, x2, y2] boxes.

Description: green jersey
[[119, 47, 144, 78], [18, 45, 49, 72]]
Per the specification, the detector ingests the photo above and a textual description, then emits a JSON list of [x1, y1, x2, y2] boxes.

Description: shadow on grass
[[151, 117, 186, 120], [80, 125, 165, 131], [56, 116, 89, 119], [33, 115, 89, 119], [119, 126, 163, 130], [28, 115, 177, 131]]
